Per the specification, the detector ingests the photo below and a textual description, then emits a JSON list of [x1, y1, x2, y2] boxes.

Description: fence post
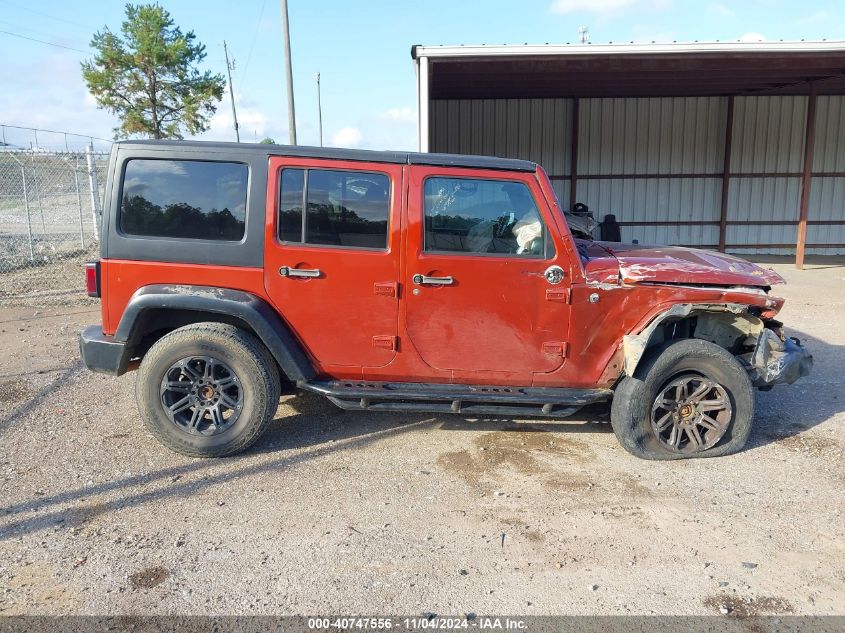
[[20, 164, 34, 261], [85, 144, 101, 241], [74, 154, 85, 249], [32, 154, 46, 233]]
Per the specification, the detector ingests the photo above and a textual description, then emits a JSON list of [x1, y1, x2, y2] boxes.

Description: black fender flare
[[114, 284, 315, 381]]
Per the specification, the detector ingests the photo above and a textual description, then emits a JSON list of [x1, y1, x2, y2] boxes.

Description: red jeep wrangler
[[79, 140, 811, 460]]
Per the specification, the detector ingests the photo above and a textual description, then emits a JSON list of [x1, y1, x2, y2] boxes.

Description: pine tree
[[82, 4, 225, 139]]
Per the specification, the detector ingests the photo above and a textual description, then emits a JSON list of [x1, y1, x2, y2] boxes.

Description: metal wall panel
[[805, 98, 845, 254], [726, 95, 845, 254], [727, 178, 802, 221], [429, 98, 572, 176], [808, 176, 845, 222], [813, 96, 845, 171], [806, 176, 845, 251], [550, 179, 570, 211], [731, 96, 807, 173], [625, 224, 721, 247], [576, 97, 725, 247], [578, 97, 726, 175], [578, 177, 721, 245], [430, 95, 845, 254], [725, 178, 801, 254]]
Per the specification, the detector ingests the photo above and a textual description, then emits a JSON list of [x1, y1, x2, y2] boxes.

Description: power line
[[239, 0, 267, 90], [0, 29, 88, 54], [0, 0, 91, 29], [0, 18, 77, 43]]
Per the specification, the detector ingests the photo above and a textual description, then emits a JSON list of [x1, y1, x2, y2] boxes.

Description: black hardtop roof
[[115, 139, 537, 172]]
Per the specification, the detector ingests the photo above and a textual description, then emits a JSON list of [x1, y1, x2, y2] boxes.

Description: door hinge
[[545, 288, 571, 303], [542, 341, 568, 357], [374, 281, 398, 298], [372, 335, 398, 351]]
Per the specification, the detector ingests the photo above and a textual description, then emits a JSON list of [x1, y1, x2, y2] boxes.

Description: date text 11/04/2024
[[307, 617, 527, 630]]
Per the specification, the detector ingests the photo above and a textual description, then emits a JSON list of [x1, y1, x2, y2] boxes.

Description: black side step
[[298, 380, 612, 418]]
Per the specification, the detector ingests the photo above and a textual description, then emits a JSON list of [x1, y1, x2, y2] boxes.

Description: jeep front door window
[[423, 177, 552, 258]]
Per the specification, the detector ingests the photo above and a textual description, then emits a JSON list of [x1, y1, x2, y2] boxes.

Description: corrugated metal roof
[[417, 41, 845, 98], [413, 41, 845, 59]]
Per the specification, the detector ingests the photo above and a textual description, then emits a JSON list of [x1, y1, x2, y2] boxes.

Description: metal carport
[[412, 41, 845, 267]]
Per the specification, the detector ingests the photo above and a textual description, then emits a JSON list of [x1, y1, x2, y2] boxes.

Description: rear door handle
[[279, 266, 321, 278], [413, 274, 454, 286]]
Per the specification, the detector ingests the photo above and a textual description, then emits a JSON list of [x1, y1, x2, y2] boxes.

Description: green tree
[[82, 3, 225, 139], [259, 137, 276, 144]]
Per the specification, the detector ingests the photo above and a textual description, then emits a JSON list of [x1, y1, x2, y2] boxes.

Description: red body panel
[[101, 162, 786, 389], [263, 157, 403, 374], [533, 282, 781, 388], [583, 241, 785, 287], [100, 259, 267, 336]]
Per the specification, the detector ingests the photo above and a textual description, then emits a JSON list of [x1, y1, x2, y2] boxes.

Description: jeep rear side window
[[423, 177, 549, 257], [120, 159, 247, 241], [278, 168, 390, 249]]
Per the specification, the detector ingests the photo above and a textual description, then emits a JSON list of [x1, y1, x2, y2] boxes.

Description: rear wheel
[[136, 323, 280, 457], [610, 339, 754, 460]]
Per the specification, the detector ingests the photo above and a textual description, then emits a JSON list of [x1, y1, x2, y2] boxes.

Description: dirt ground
[[0, 257, 843, 616]]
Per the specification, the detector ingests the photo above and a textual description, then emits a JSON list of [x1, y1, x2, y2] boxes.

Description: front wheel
[[610, 339, 754, 460]]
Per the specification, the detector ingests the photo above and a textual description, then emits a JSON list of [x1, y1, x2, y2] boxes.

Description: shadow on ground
[[745, 326, 843, 450], [0, 326, 840, 540]]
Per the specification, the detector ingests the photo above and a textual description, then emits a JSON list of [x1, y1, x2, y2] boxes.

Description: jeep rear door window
[[278, 168, 305, 242], [278, 168, 390, 249], [423, 177, 548, 257], [120, 159, 247, 241]]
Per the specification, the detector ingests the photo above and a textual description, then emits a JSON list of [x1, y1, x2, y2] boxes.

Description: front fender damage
[[622, 303, 749, 375], [622, 303, 812, 388]]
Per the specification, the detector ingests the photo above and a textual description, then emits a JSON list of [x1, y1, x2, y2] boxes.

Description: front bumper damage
[[739, 328, 813, 388]]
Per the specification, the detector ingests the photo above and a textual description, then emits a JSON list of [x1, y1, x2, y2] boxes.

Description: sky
[[2, 0, 845, 152]]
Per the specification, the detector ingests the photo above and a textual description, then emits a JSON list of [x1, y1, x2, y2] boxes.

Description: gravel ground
[[0, 258, 843, 616]]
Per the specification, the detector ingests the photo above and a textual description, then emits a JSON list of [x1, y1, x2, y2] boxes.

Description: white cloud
[[550, 0, 633, 13], [206, 104, 268, 142], [200, 90, 289, 143], [381, 106, 416, 124], [0, 52, 118, 150], [707, 2, 734, 17], [738, 32, 767, 42], [549, 0, 670, 15], [796, 10, 831, 25], [331, 126, 363, 148]]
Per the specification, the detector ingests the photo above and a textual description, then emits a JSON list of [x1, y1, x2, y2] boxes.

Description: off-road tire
[[610, 338, 754, 460], [136, 323, 281, 457]]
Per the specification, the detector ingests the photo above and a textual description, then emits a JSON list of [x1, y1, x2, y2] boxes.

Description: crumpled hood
[[581, 240, 784, 287]]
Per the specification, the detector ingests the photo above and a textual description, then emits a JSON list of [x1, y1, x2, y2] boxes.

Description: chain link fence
[[0, 148, 109, 305]]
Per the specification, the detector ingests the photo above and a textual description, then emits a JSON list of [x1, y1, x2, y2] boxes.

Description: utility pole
[[578, 26, 590, 44], [281, 0, 297, 144], [314, 72, 323, 147], [223, 40, 240, 142]]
